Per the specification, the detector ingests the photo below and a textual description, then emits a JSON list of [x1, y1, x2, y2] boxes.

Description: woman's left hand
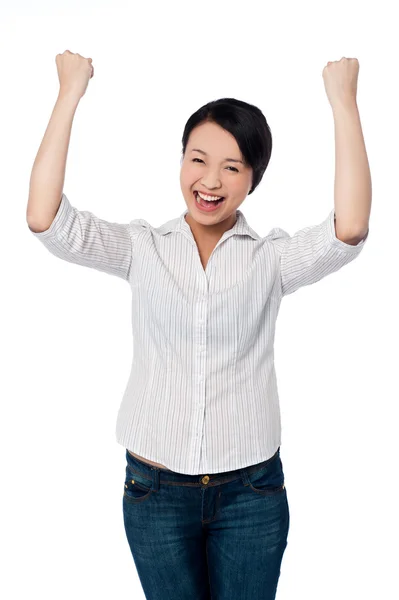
[[322, 57, 359, 110]]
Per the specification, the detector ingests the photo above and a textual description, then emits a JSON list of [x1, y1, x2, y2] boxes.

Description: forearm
[[26, 91, 80, 230], [332, 101, 372, 237]]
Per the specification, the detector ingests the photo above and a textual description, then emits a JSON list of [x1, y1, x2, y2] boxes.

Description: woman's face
[[180, 121, 253, 226]]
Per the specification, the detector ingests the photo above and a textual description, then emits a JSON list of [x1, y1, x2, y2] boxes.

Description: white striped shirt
[[29, 193, 369, 474]]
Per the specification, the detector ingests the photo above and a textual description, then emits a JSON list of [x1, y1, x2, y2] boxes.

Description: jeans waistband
[[125, 447, 281, 489]]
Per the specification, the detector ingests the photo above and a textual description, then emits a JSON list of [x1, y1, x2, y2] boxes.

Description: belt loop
[[239, 467, 250, 487], [151, 467, 160, 491]]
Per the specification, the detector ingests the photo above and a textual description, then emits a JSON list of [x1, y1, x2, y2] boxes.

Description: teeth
[[196, 191, 223, 202]]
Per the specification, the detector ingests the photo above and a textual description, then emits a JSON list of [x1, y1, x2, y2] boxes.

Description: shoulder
[[264, 226, 290, 241], [259, 226, 291, 255], [128, 215, 180, 240]]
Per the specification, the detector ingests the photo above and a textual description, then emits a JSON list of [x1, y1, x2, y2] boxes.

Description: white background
[[1, 1, 397, 598]]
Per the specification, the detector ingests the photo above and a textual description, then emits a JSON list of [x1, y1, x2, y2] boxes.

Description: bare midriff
[[128, 450, 171, 471]]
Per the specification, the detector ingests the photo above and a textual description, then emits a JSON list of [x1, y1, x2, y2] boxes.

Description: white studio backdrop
[[1, 1, 397, 599]]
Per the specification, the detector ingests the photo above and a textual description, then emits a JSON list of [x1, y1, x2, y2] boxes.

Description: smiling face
[[180, 121, 253, 231]]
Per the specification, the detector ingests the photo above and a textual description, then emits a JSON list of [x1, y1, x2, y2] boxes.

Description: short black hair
[[181, 97, 272, 195]]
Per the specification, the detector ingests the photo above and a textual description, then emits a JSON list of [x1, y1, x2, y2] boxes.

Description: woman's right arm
[[26, 51, 144, 283], [26, 90, 80, 232]]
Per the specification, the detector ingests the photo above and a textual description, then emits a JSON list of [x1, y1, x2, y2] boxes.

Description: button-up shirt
[[29, 193, 369, 474]]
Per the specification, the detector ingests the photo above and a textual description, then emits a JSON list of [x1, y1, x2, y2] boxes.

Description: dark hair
[[181, 97, 272, 195]]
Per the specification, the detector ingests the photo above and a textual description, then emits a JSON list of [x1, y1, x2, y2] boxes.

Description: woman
[[27, 51, 371, 600]]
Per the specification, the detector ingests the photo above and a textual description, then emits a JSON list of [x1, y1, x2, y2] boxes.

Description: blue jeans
[[123, 446, 289, 599]]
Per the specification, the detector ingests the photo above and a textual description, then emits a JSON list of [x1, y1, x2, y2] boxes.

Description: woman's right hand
[[56, 50, 94, 100]]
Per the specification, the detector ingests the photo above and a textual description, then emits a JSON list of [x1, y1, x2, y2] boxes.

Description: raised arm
[[26, 92, 79, 232], [323, 57, 371, 240], [26, 50, 92, 231], [26, 51, 143, 283]]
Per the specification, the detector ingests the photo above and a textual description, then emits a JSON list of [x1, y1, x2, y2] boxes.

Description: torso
[[127, 246, 213, 471], [128, 450, 172, 471]]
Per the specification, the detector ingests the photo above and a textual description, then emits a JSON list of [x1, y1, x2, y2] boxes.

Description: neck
[[184, 212, 237, 242]]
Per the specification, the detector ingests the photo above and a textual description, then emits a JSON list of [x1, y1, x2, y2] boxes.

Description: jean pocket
[[123, 466, 153, 504], [247, 456, 286, 496]]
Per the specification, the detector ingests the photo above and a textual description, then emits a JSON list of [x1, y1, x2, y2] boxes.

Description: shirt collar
[[157, 208, 261, 241]]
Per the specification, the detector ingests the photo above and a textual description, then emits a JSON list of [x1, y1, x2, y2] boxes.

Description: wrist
[[331, 99, 359, 118], [57, 88, 81, 108]]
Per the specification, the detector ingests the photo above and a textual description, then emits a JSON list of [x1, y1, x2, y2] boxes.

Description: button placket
[[195, 288, 207, 441]]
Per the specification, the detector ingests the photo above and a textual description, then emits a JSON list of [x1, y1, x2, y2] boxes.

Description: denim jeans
[[122, 446, 289, 600]]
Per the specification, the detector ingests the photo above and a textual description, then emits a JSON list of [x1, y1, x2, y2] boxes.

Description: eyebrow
[[190, 148, 243, 164]]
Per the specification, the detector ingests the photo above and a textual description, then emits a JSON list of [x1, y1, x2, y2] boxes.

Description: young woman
[[27, 51, 370, 600]]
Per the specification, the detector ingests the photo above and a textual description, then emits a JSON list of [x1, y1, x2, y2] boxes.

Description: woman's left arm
[[323, 57, 372, 245]]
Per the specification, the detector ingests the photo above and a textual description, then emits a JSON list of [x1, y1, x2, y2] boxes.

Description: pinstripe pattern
[[30, 193, 369, 474]]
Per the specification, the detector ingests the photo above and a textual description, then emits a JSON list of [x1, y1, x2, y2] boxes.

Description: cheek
[[180, 168, 196, 188]]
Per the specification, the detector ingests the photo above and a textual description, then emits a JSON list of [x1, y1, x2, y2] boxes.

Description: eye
[[191, 158, 238, 172]]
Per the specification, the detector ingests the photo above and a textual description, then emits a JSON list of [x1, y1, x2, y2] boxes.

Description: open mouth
[[193, 191, 226, 211]]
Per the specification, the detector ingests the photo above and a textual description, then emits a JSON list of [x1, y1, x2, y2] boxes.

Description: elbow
[[334, 218, 369, 245], [26, 215, 51, 233]]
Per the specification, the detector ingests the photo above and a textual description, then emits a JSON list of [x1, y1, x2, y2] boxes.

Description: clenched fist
[[56, 49, 94, 100], [322, 57, 359, 110]]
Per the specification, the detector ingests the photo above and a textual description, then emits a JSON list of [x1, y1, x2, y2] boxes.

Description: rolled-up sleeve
[[275, 208, 369, 297], [28, 193, 143, 282]]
